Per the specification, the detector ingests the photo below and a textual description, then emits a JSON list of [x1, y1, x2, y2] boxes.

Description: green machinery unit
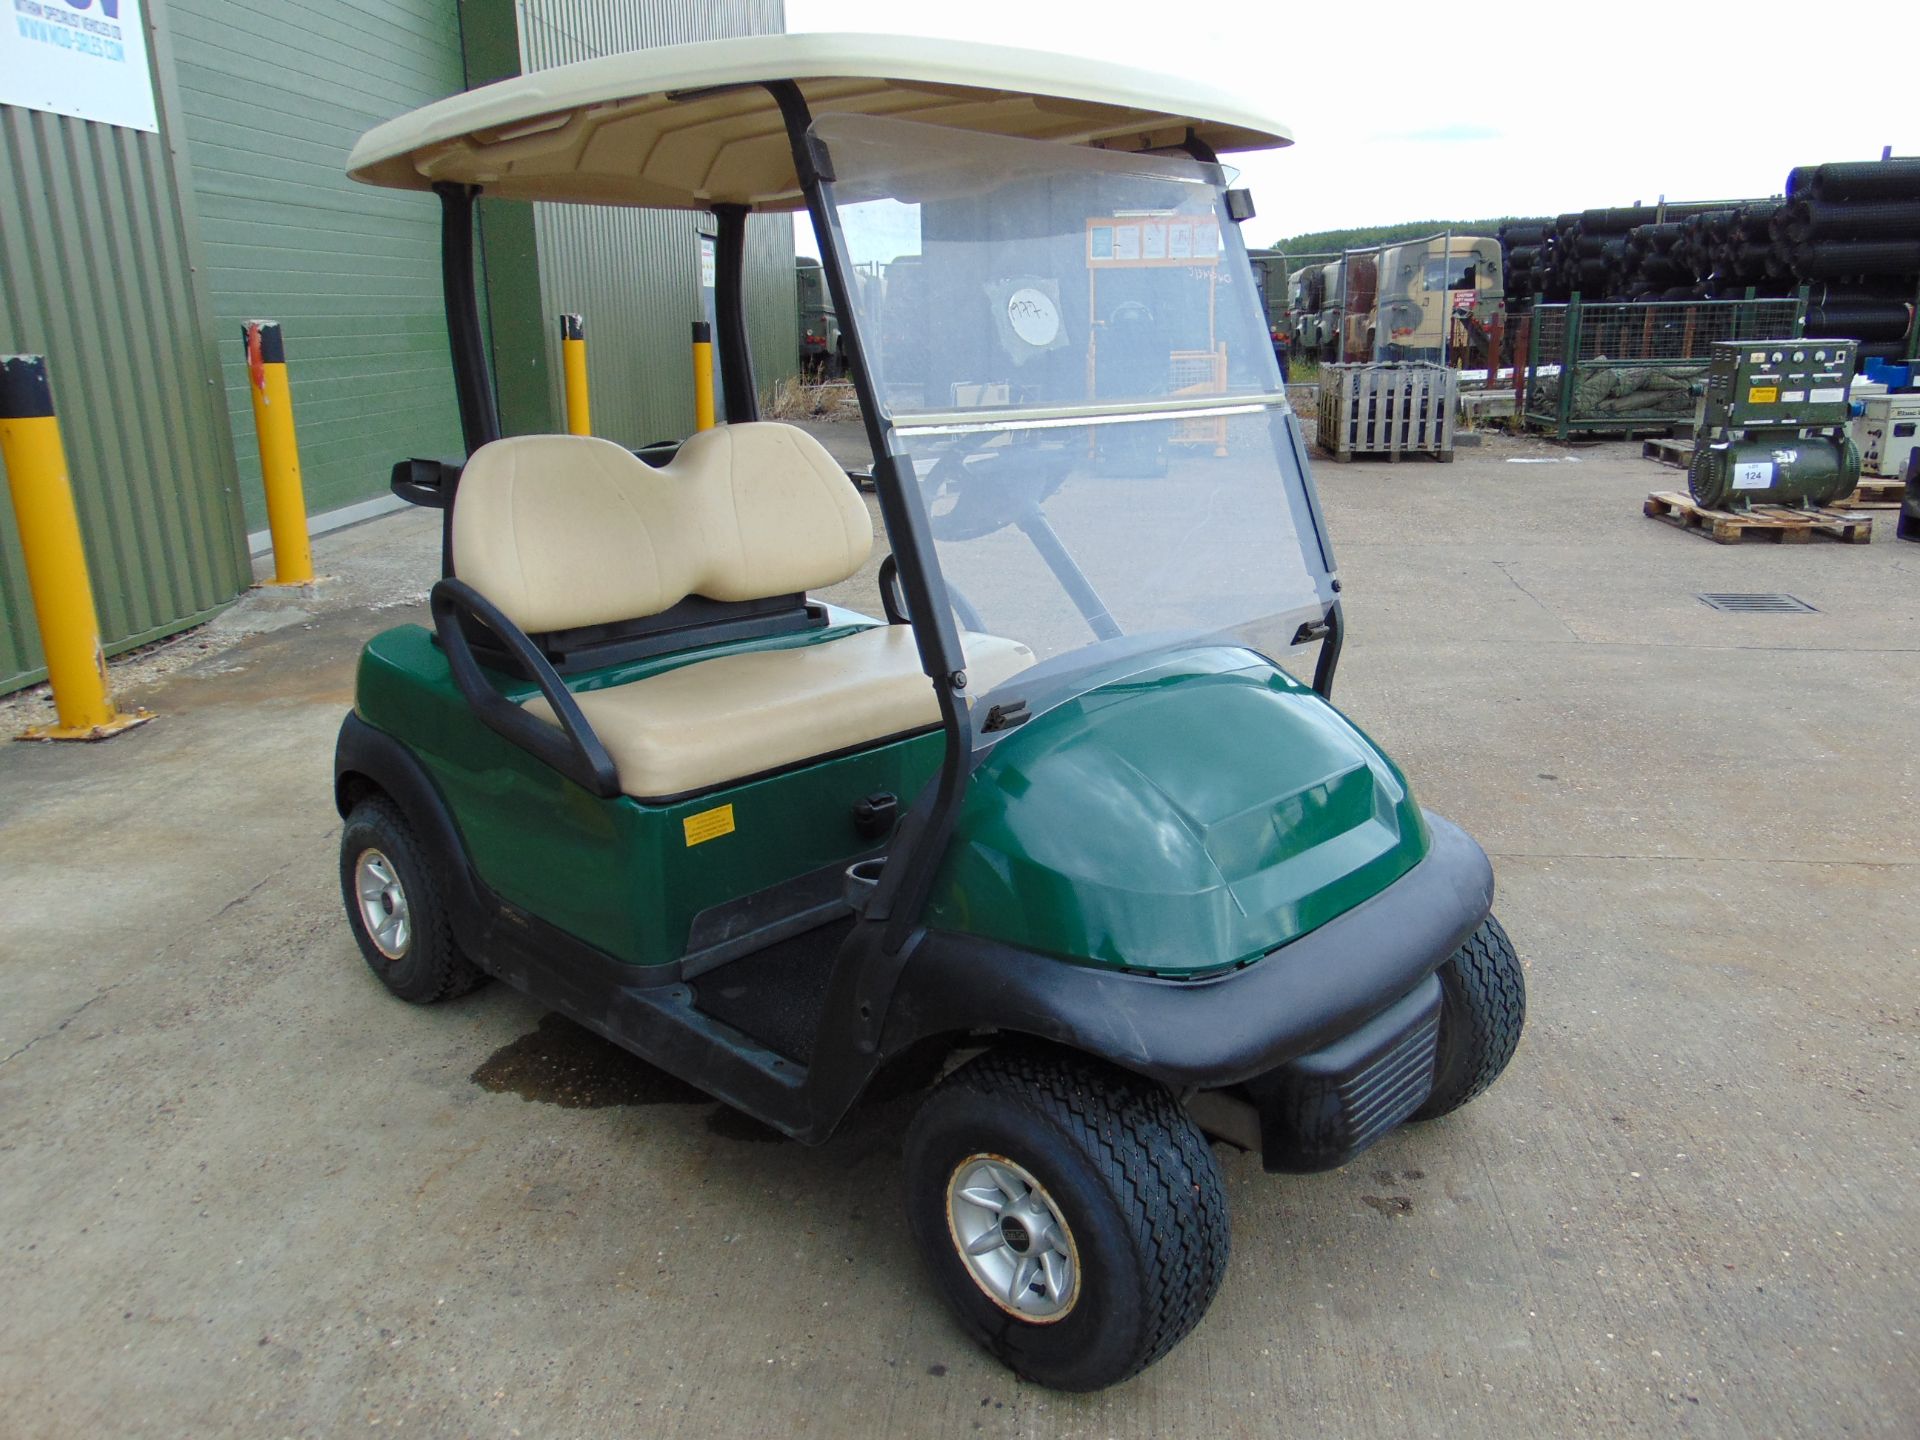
[[1688, 338, 1861, 509]]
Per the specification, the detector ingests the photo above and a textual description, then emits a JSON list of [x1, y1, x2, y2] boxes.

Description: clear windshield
[[814, 115, 1337, 692]]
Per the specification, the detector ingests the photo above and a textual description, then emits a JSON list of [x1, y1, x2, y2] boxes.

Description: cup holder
[[844, 857, 887, 915]]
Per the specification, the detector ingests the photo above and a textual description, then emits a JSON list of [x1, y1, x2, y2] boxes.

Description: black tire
[[902, 1045, 1229, 1391], [1411, 915, 1525, 1120], [339, 796, 487, 1004]]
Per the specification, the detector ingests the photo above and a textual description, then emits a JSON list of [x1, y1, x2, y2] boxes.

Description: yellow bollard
[[560, 313, 591, 436], [0, 355, 151, 740], [242, 321, 314, 585], [691, 320, 716, 432]]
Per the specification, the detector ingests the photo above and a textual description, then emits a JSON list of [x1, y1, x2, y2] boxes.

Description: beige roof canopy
[[345, 32, 1292, 211]]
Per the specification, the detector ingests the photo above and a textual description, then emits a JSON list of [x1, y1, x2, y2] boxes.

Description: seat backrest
[[452, 423, 872, 634]]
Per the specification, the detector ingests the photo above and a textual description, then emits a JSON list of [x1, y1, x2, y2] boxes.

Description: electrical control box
[[1700, 338, 1858, 432], [1858, 393, 1920, 478]]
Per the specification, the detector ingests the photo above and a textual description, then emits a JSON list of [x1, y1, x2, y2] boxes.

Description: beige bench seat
[[453, 425, 1034, 800], [524, 625, 1034, 799]]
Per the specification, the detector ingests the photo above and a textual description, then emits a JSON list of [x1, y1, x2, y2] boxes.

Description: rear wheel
[[1412, 915, 1525, 1120], [339, 796, 486, 1004], [902, 1045, 1229, 1391]]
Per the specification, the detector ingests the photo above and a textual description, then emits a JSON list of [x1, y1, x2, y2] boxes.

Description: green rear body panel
[[352, 623, 941, 966], [925, 648, 1429, 976]]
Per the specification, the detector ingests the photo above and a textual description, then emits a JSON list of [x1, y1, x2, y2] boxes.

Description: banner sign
[[2, 0, 159, 133]]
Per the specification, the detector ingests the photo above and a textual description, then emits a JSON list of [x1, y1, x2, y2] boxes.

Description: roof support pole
[[711, 203, 760, 423], [434, 181, 500, 457], [762, 80, 970, 955]]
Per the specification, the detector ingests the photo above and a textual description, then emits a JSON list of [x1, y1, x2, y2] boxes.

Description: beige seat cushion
[[525, 626, 1035, 799], [453, 425, 872, 633]]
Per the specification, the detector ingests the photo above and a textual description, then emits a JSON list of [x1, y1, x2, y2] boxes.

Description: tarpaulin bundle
[[1537, 363, 1695, 417]]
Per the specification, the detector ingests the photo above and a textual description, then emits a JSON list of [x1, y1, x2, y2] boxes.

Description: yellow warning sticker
[[1747, 385, 1779, 404], [683, 804, 736, 847]]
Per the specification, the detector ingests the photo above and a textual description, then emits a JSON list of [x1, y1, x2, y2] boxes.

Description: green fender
[[924, 647, 1429, 977]]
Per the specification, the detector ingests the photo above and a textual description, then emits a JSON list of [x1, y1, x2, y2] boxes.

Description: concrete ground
[[1, 424, 1915, 1438]]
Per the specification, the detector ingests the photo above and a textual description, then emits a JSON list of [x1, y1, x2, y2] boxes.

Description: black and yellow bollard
[[691, 320, 716, 432], [0, 355, 152, 740], [242, 321, 314, 585], [559, 314, 591, 436]]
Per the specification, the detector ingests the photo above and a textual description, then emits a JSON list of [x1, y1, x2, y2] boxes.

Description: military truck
[[1295, 235, 1503, 365], [1372, 235, 1504, 362], [796, 255, 844, 377]]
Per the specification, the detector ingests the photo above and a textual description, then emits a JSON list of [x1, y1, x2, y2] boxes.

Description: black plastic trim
[[712, 203, 758, 423], [434, 183, 500, 462], [1312, 598, 1344, 700], [877, 812, 1494, 1089], [681, 857, 865, 980], [429, 578, 620, 798], [390, 456, 460, 510], [877, 554, 909, 624], [1244, 972, 1440, 1172], [334, 713, 492, 958], [524, 595, 825, 674]]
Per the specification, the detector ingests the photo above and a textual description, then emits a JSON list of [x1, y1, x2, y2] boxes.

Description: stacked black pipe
[[1497, 159, 1917, 361], [1497, 219, 1551, 308], [1780, 158, 1920, 361]]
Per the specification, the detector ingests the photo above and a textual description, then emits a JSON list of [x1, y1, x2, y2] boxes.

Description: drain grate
[[1697, 592, 1818, 614]]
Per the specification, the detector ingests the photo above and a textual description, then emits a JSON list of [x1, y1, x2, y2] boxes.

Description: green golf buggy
[[334, 33, 1524, 1391]]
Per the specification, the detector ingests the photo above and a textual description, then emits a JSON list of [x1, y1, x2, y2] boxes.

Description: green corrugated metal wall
[[1, 1, 795, 697], [0, 10, 251, 694], [168, 0, 468, 526], [514, 0, 796, 446]]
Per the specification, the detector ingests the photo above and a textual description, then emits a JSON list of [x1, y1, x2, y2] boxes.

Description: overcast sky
[[785, 0, 1920, 251]]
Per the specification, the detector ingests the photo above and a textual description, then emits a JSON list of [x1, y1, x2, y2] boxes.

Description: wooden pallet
[[1836, 479, 1906, 509], [1644, 491, 1873, 544], [1641, 437, 1693, 469]]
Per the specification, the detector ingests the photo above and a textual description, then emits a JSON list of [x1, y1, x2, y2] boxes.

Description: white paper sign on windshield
[[1007, 288, 1061, 348], [1, 0, 159, 132]]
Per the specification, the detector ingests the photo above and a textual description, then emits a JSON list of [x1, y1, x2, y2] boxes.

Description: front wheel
[[1411, 915, 1525, 1120], [339, 796, 487, 1004], [902, 1045, 1229, 1392]]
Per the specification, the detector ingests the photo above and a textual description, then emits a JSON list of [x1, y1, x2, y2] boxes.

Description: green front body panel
[[353, 624, 941, 967], [925, 648, 1429, 977]]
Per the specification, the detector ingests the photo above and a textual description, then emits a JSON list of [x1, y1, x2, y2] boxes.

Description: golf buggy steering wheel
[[917, 436, 1074, 542]]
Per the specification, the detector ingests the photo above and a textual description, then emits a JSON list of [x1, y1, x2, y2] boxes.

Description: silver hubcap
[[354, 848, 411, 960], [946, 1154, 1079, 1322]]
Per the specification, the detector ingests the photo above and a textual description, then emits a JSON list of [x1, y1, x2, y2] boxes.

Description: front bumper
[[885, 809, 1493, 1091], [1242, 972, 1441, 1172]]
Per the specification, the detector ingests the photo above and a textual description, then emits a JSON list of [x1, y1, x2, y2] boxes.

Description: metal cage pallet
[[1643, 490, 1873, 544], [1316, 363, 1458, 462], [1524, 295, 1805, 439]]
